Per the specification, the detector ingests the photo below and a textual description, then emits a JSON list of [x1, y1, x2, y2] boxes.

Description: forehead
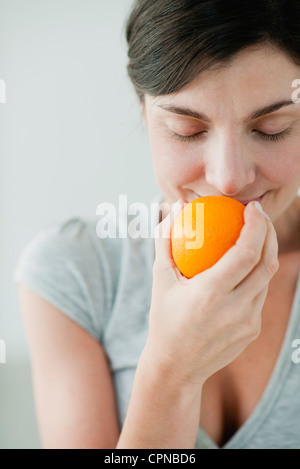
[[147, 44, 299, 113]]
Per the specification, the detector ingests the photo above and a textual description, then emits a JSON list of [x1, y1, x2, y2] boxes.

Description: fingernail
[[254, 201, 271, 221]]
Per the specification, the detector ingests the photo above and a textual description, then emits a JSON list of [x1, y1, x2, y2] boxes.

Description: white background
[[0, 0, 159, 448]]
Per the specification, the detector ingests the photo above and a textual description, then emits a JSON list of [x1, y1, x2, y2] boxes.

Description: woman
[[15, 0, 300, 449]]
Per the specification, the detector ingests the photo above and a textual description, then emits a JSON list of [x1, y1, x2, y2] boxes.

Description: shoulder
[[14, 195, 162, 342], [15, 217, 120, 290], [14, 217, 124, 342]]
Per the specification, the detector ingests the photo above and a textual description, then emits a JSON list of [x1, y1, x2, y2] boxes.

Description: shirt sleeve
[[13, 217, 108, 343]]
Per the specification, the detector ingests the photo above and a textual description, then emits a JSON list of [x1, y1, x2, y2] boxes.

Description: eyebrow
[[158, 99, 296, 123]]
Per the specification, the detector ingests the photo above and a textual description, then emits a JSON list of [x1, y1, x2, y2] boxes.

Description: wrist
[[118, 341, 203, 449], [138, 338, 205, 399]]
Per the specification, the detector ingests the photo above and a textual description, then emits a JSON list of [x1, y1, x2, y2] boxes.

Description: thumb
[[153, 199, 184, 270]]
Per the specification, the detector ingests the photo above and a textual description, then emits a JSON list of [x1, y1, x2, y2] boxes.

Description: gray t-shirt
[[14, 197, 300, 449]]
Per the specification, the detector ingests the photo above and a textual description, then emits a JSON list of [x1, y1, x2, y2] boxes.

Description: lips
[[189, 191, 266, 206], [238, 194, 265, 206]]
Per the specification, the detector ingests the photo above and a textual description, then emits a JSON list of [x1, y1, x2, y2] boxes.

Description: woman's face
[[143, 44, 300, 224]]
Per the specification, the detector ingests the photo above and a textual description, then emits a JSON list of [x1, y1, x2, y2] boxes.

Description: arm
[[117, 200, 278, 448], [18, 285, 120, 449], [19, 284, 201, 450], [117, 342, 203, 449]]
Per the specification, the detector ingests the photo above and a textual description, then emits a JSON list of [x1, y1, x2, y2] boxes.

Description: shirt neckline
[[196, 268, 300, 449]]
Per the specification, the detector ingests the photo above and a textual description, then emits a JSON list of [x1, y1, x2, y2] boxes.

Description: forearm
[[116, 342, 203, 449]]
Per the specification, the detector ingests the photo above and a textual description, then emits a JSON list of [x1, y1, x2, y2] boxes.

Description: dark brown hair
[[126, 0, 300, 101]]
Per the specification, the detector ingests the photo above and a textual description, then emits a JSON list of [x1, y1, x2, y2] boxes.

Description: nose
[[204, 133, 256, 196]]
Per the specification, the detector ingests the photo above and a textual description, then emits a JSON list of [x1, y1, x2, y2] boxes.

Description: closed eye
[[253, 128, 291, 142], [169, 130, 207, 143], [169, 128, 292, 143]]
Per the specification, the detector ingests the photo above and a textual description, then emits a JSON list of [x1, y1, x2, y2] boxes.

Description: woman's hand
[[118, 198, 279, 449], [145, 199, 279, 388]]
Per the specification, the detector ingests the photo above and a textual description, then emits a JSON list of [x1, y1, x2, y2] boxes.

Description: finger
[[191, 201, 268, 292], [233, 216, 279, 299], [253, 284, 269, 311], [249, 285, 269, 334], [243, 285, 269, 341], [153, 199, 184, 270]]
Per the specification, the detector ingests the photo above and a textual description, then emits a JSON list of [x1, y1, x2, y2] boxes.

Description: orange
[[171, 196, 245, 278]]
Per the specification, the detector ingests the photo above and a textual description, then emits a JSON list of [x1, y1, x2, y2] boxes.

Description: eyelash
[[170, 128, 291, 143], [253, 128, 291, 141]]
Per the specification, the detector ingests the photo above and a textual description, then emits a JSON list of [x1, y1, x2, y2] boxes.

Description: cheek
[[262, 142, 300, 185], [149, 132, 204, 185]]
